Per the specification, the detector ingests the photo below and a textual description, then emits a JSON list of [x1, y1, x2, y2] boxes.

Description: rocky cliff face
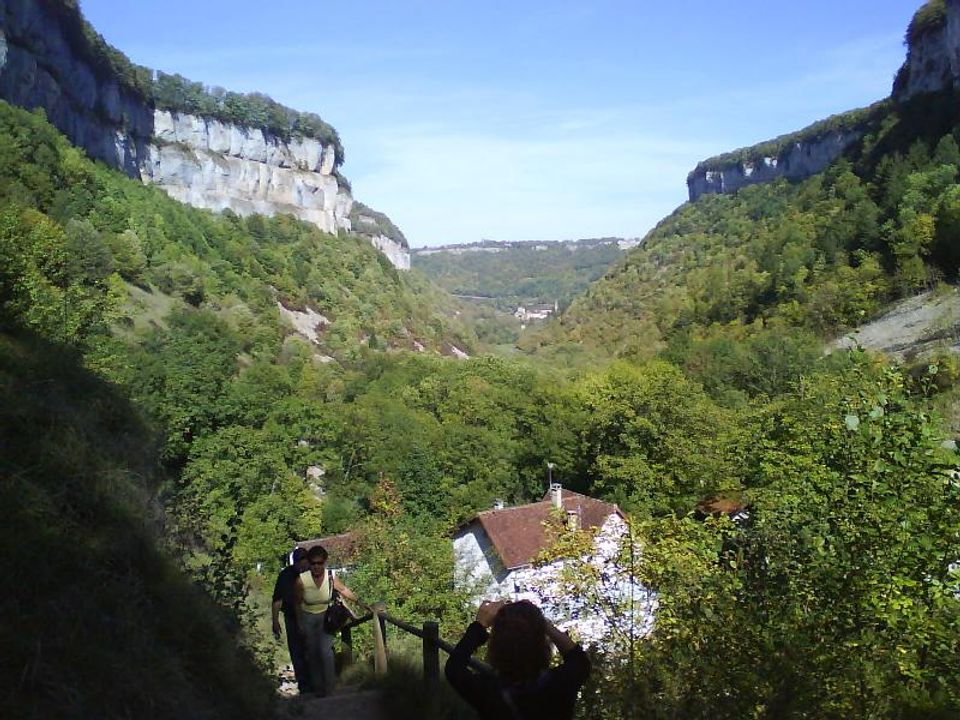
[[688, 0, 960, 203], [368, 235, 411, 270], [144, 111, 351, 235], [0, 0, 152, 175], [0, 0, 423, 262], [895, 0, 960, 100], [686, 128, 863, 201], [349, 202, 411, 269]]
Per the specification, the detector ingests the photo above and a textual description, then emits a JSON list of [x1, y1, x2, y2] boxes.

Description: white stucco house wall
[[453, 484, 656, 646]]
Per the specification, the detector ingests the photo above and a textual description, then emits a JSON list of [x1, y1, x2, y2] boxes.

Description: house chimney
[[493, 498, 505, 510], [550, 482, 562, 510]]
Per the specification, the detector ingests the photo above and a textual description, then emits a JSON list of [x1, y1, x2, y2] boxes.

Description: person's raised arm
[[544, 619, 590, 687], [545, 619, 576, 654], [445, 600, 504, 712]]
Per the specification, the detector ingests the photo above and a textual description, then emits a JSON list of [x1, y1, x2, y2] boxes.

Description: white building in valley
[[453, 485, 656, 645]]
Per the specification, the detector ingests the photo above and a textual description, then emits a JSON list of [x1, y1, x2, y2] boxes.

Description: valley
[[1, 1, 959, 719]]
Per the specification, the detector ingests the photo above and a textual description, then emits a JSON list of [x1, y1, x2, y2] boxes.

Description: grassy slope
[[0, 329, 274, 719]]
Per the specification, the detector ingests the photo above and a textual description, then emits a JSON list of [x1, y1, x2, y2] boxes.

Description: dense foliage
[[2, 21, 960, 720], [620, 358, 960, 719], [0, 329, 273, 719], [528, 91, 960, 375], [0, 102, 471, 362], [0, 100, 483, 705]]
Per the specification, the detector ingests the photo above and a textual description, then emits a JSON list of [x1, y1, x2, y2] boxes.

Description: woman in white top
[[294, 544, 359, 696]]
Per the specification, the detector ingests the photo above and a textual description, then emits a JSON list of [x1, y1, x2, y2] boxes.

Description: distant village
[[514, 301, 559, 324]]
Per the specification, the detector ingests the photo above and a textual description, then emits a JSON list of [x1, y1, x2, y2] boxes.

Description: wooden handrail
[[334, 606, 493, 685], [380, 611, 492, 675]]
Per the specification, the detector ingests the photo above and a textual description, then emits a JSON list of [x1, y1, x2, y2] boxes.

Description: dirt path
[[275, 687, 386, 720]]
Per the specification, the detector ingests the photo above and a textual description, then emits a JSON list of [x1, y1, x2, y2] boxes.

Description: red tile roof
[[296, 532, 360, 568], [461, 489, 622, 570], [695, 496, 747, 518]]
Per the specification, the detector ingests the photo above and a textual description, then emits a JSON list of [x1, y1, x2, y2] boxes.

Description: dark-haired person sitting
[[445, 599, 590, 720]]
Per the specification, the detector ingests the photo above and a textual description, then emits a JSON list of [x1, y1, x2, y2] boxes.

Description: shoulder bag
[[323, 569, 353, 634]]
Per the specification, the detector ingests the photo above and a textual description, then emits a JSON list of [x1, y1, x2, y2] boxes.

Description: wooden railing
[[338, 604, 491, 689]]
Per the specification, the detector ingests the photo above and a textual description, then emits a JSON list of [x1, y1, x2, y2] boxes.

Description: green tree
[[577, 360, 735, 515]]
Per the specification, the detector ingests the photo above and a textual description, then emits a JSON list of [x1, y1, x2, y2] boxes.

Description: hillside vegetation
[[414, 239, 627, 311], [2, 1, 960, 717], [526, 91, 960, 375], [0, 328, 273, 719], [2, 94, 959, 718]]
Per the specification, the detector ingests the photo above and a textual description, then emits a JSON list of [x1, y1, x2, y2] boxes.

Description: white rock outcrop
[[143, 110, 351, 234], [276, 302, 330, 344], [832, 288, 960, 360], [686, 129, 863, 202], [369, 234, 411, 270]]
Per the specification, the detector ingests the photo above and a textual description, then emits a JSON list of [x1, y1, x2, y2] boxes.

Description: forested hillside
[[525, 91, 960, 375], [2, 1, 960, 718], [413, 238, 629, 312], [412, 238, 632, 348], [3, 97, 959, 718]]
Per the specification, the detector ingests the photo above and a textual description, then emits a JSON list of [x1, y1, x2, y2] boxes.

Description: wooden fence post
[[423, 621, 440, 693], [372, 605, 388, 676], [341, 624, 353, 669]]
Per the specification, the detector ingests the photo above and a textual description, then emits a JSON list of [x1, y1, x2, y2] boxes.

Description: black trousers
[[283, 610, 312, 693]]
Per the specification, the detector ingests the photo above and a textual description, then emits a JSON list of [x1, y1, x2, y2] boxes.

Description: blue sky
[[80, 0, 922, 247]]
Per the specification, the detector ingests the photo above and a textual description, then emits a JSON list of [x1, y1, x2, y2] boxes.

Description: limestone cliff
[[348, 201, 411, 270], [144, 110, 350, 235], [688, 0, 960, 203], [894, 0, 960, 100], [367, 235, 411, 271], [686, 123, 866, 202], [0, 0, 420, 267], [0, 0, 152, 175]]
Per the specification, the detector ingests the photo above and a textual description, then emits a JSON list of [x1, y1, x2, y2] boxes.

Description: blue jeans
[[300, 611, 335, 696]]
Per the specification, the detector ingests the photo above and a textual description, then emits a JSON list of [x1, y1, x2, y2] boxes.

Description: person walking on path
[[445, 599, 591, 720], [271, 547, 311, 694], [294, 545, 360, 696]]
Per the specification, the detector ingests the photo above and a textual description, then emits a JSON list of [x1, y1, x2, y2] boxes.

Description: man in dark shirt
[[271, 547, 310, 693]]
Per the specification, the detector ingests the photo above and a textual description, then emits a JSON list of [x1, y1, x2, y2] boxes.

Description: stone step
[[276, 688, 386, 720]]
